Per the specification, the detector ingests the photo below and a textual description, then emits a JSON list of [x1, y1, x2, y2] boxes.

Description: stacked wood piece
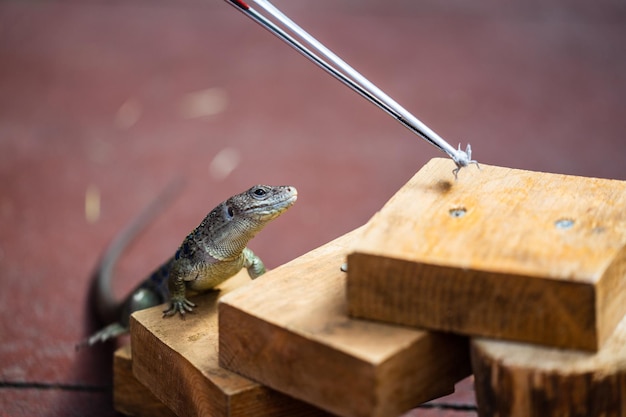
[[128, 271, 332, 417], [116, 157, 626, 416], [218, 227, 471, 417], [122, 227, 472, 417], [114, 345, 176, 417], [118, 210, 470, 417], [346, 158, 626, 416]]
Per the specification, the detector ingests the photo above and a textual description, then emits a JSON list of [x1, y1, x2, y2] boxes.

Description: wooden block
[[347, 158, 626, 351], [471, 313, 626, 417], [219, 228, 471, 417], [113, 345, 176, 417], [130, 271, 331, 417]]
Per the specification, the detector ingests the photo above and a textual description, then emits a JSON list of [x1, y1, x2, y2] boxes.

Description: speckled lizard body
[[82, 184, 297, 347]]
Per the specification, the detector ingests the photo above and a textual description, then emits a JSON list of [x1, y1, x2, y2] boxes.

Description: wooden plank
[[347, 158, 626, 351], [113, 345, 176, 417], [219, 228, 471, 417], [130, 271, 331, 417], [471, 312, 626, 417]]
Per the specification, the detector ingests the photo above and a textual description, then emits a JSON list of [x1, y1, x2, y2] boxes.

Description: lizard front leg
[[163, 261, 196, 317], [243, 247, 266, 279]]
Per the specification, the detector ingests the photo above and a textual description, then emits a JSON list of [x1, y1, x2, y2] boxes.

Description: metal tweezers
[[225, 0, 479, 178]]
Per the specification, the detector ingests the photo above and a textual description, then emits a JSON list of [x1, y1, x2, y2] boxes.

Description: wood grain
[[219, 228, 471, 417], [471, 312, 626, 416], [113, 345, 176, 417], [130, 271, 331, 417], [347, 158, 626, 351]]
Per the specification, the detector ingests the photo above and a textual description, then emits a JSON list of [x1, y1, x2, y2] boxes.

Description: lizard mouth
[[282, 191, 298, 206]]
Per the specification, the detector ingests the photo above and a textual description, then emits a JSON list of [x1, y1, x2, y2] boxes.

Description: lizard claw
[[163, 298, 196, 318]]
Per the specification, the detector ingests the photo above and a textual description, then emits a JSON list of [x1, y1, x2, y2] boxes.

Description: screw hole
[[555, 218, 574, 229], [449, 207, 467, 218]]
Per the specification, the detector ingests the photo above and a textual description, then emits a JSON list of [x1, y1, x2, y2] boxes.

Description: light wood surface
[[471, 312, 626, 416], [113, 345, 176, 417], [130, 271, 331, 417], [219, 228, 471, 417], [347, 158, 626, 351]]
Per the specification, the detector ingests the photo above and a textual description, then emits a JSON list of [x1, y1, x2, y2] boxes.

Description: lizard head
[[198, 185, 297, 254], [202, 184, 298, 236], [228, 185, 298, 222]]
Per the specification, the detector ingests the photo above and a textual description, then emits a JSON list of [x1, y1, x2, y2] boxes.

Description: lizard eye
[[226, 206, 234, 218], [253, 187, 267, 197]]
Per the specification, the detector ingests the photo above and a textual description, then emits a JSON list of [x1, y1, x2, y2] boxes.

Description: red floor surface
[[1, 0, 625, 416]]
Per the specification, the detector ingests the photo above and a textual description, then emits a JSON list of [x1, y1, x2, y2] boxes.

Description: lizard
[[81, 184, 297, 347]]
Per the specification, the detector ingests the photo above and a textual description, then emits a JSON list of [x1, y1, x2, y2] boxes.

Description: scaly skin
[[81, 184, 297, 347]]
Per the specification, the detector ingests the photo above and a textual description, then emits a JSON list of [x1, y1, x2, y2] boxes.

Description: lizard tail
[[91, 178, 184, 325], [76, 322, 128, 349]]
